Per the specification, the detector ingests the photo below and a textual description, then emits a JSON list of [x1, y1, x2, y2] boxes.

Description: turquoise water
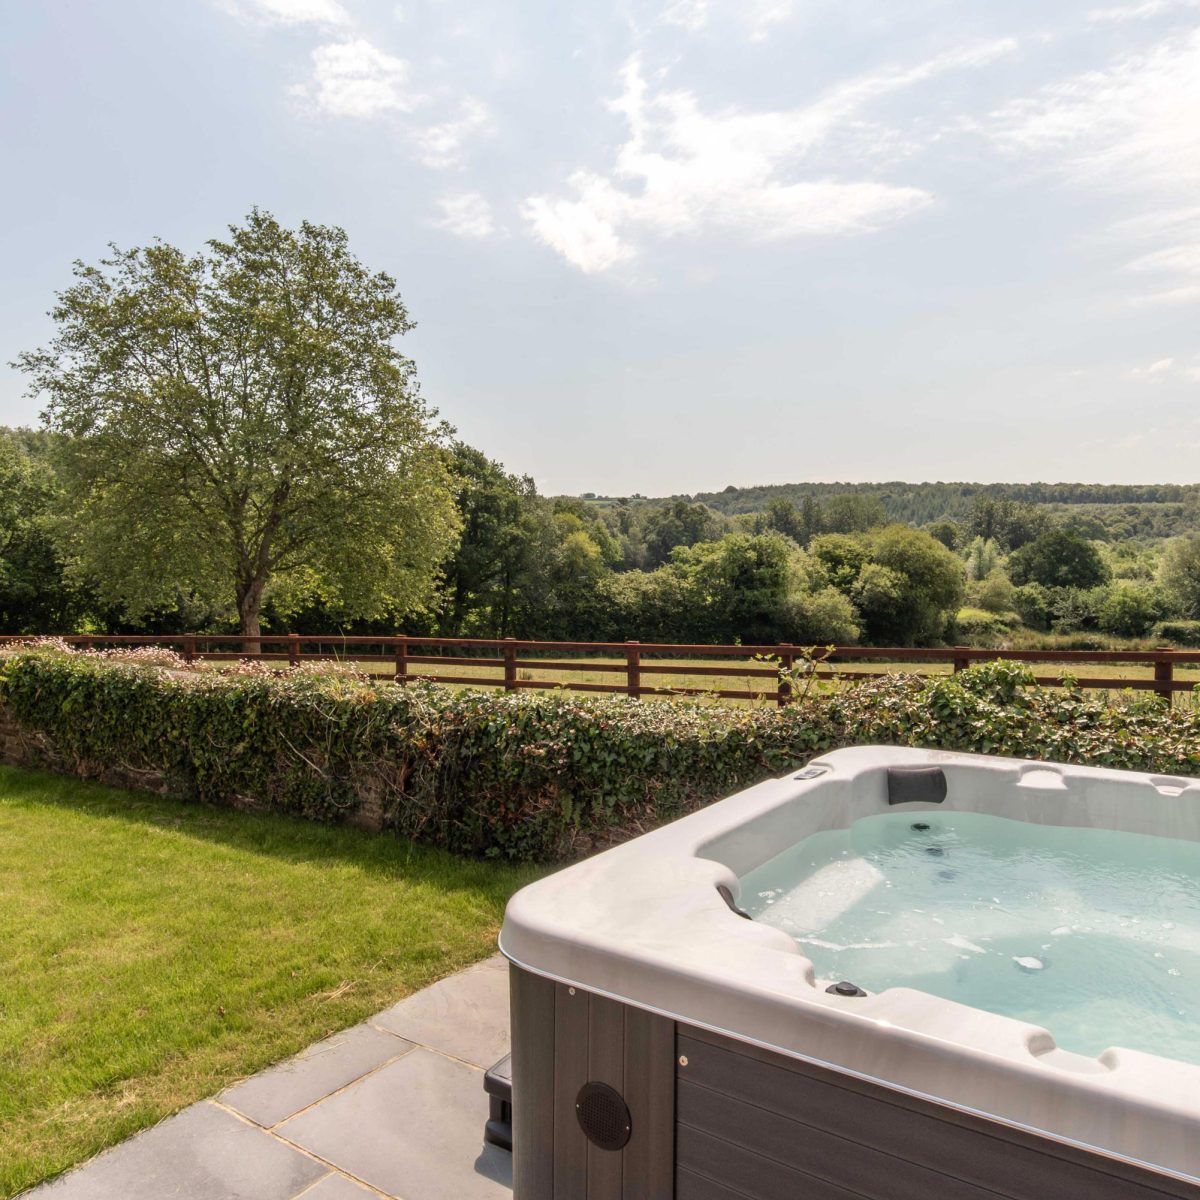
[[739, 810, 1200, 1065]]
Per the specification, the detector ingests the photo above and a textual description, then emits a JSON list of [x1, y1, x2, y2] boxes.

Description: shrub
[[3, 646, 1200, 862], [1152, 620, 1200, 648], [966, 569, 1016, 614], [953, 607, 1020, 646], [1012, 582, 1053, 631], [1097, 583, 1164, 638]]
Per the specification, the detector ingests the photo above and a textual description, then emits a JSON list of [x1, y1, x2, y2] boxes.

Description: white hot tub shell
[[500, 746, 1200, 1199]]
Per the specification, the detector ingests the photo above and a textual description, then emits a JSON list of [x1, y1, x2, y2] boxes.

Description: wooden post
[[1154, 647, 1174, 706], [626, 641, 641, 699], [287, 632, 300, 668], [81, 635, 94, 653], [778, 644, 794, 707], [394, 639, 408, 684], [183, 633, 196, 664], [952, 646, 970, 674], [504, 638, 518, 692]]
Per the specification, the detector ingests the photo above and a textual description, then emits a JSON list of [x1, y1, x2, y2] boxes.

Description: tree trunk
[[236, 577, 266, 655]]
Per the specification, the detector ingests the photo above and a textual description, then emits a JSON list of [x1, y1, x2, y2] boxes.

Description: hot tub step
[[483, 1052, 513, 1152]]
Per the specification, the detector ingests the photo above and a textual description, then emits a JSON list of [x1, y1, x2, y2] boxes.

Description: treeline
[[7, 427, 1200, 648], [675, 480, 1200, 534]]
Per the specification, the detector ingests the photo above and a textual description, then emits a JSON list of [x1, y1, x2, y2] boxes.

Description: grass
[[326, 654, 1200, 708], [0, 766, 536, 1197]]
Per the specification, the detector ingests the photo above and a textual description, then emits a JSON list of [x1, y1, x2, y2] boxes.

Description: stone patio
[[24, 956, 513, 1200]]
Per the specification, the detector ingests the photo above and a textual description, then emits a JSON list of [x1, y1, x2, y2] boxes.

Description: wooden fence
[[3, 633, 1200, 706]]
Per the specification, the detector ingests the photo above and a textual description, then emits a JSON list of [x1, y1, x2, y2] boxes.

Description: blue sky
[[2, 0, 1199, 496]]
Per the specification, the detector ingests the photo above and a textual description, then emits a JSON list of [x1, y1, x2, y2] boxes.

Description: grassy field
[[0, 766, 534, 1197], [329, 654, 1200, 707]]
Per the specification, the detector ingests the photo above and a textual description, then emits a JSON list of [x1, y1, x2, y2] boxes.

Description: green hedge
[[2, 646, 1200, 861]]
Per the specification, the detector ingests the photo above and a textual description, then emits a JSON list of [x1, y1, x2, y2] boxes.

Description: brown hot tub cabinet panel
[[510, 965, 1200, 1200]]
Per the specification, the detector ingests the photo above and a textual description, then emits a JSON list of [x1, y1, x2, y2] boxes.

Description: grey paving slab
[[297, 1174, 383, 1199], [278, 1048, 512, 1200], [222, 1023, 414, 1127], [26, 1101, 326, 1200], [371, 960, 510, 1068]]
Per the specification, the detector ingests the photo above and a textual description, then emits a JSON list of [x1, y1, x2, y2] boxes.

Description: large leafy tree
[[16, 210, 459, 640], [1007, 528, 1109, 591]]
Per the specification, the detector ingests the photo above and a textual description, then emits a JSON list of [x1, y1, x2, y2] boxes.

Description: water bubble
[[1014, 956, 1045, 972]]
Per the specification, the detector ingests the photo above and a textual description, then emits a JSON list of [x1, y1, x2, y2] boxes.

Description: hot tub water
[[740, 810, 1200, 1066]]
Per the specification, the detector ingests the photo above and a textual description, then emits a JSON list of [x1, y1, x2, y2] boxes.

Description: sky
[[2, 0, 1199, 497]]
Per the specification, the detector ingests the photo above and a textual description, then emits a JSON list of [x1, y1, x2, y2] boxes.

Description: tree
[[17, 211, 459, 643], [926, 518, 959, 550], [821, 493, 887, 534], [1007, 528, 1109, 590], [861, 524, 964, 644], [963, 497, 1051, 551], [671, 532, 797, 643], [1159, 534, 1200, 619], [0, 428, 92, 632], [436, 442, 536, 636], [642, 500, 723, 567]]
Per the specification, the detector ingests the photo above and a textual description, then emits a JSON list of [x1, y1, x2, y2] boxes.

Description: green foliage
[[821, 493, 887, 533], [953, 606, 1020, 645], [1007, 528, 1110, 590], [858, 525, 964, 644], [0, 428, 92, 632], [14, 647, 1200, 865], [16, 210, 459, 637], [1152, 620, 1200, 648], [966, 568, 1016, 614], [1048, 586, 1108, 633], [925, 518, 959, 550], [1012, 582, 1053, 631], [961, 498, 1051, 551], [1159, 534, 1200, 619], [963, 536, 1000, 582], [1096, 583, 1165, 638]]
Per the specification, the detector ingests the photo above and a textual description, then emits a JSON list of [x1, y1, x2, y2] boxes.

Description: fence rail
[[3, 633, 1199, 706]]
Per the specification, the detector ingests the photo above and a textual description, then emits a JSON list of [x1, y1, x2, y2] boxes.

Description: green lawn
[[0, 766, 535, 1197]]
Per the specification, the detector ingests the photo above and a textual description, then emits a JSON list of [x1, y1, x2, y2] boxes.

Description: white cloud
[[433, 192, 497, 239], [660, 0, 711, 32], [523, 42, 1016, 273], [659, 0, 799, 38], [1130, 355, 1200, 379], [986, 30, 1200, 304], [1087, 0, 1200, 21], [306, 39, 421, 117], [225, 0, 350, 26], [411, 98, 491, 168]]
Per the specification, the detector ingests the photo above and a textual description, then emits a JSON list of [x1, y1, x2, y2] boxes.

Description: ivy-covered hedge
[[1, 645, 1199, 861]]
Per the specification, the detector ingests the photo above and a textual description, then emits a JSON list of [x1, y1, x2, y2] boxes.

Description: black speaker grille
[[575, 1081, 631, 1151]]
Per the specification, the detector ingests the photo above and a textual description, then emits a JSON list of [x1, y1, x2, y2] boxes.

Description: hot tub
[[499, 746, 1200, 1199]]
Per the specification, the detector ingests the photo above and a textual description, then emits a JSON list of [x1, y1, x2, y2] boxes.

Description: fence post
[[778, 644, 795, 707], [81, 635, 94, 653], [952, 646, 970, 674], [394, 639, 408, 684], [287, 632, 300, 668], [504, 638, 518, 692], [1154, 647, 1174, 707], [621, 640, 640, 699], [183, 633, 196, 664]]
